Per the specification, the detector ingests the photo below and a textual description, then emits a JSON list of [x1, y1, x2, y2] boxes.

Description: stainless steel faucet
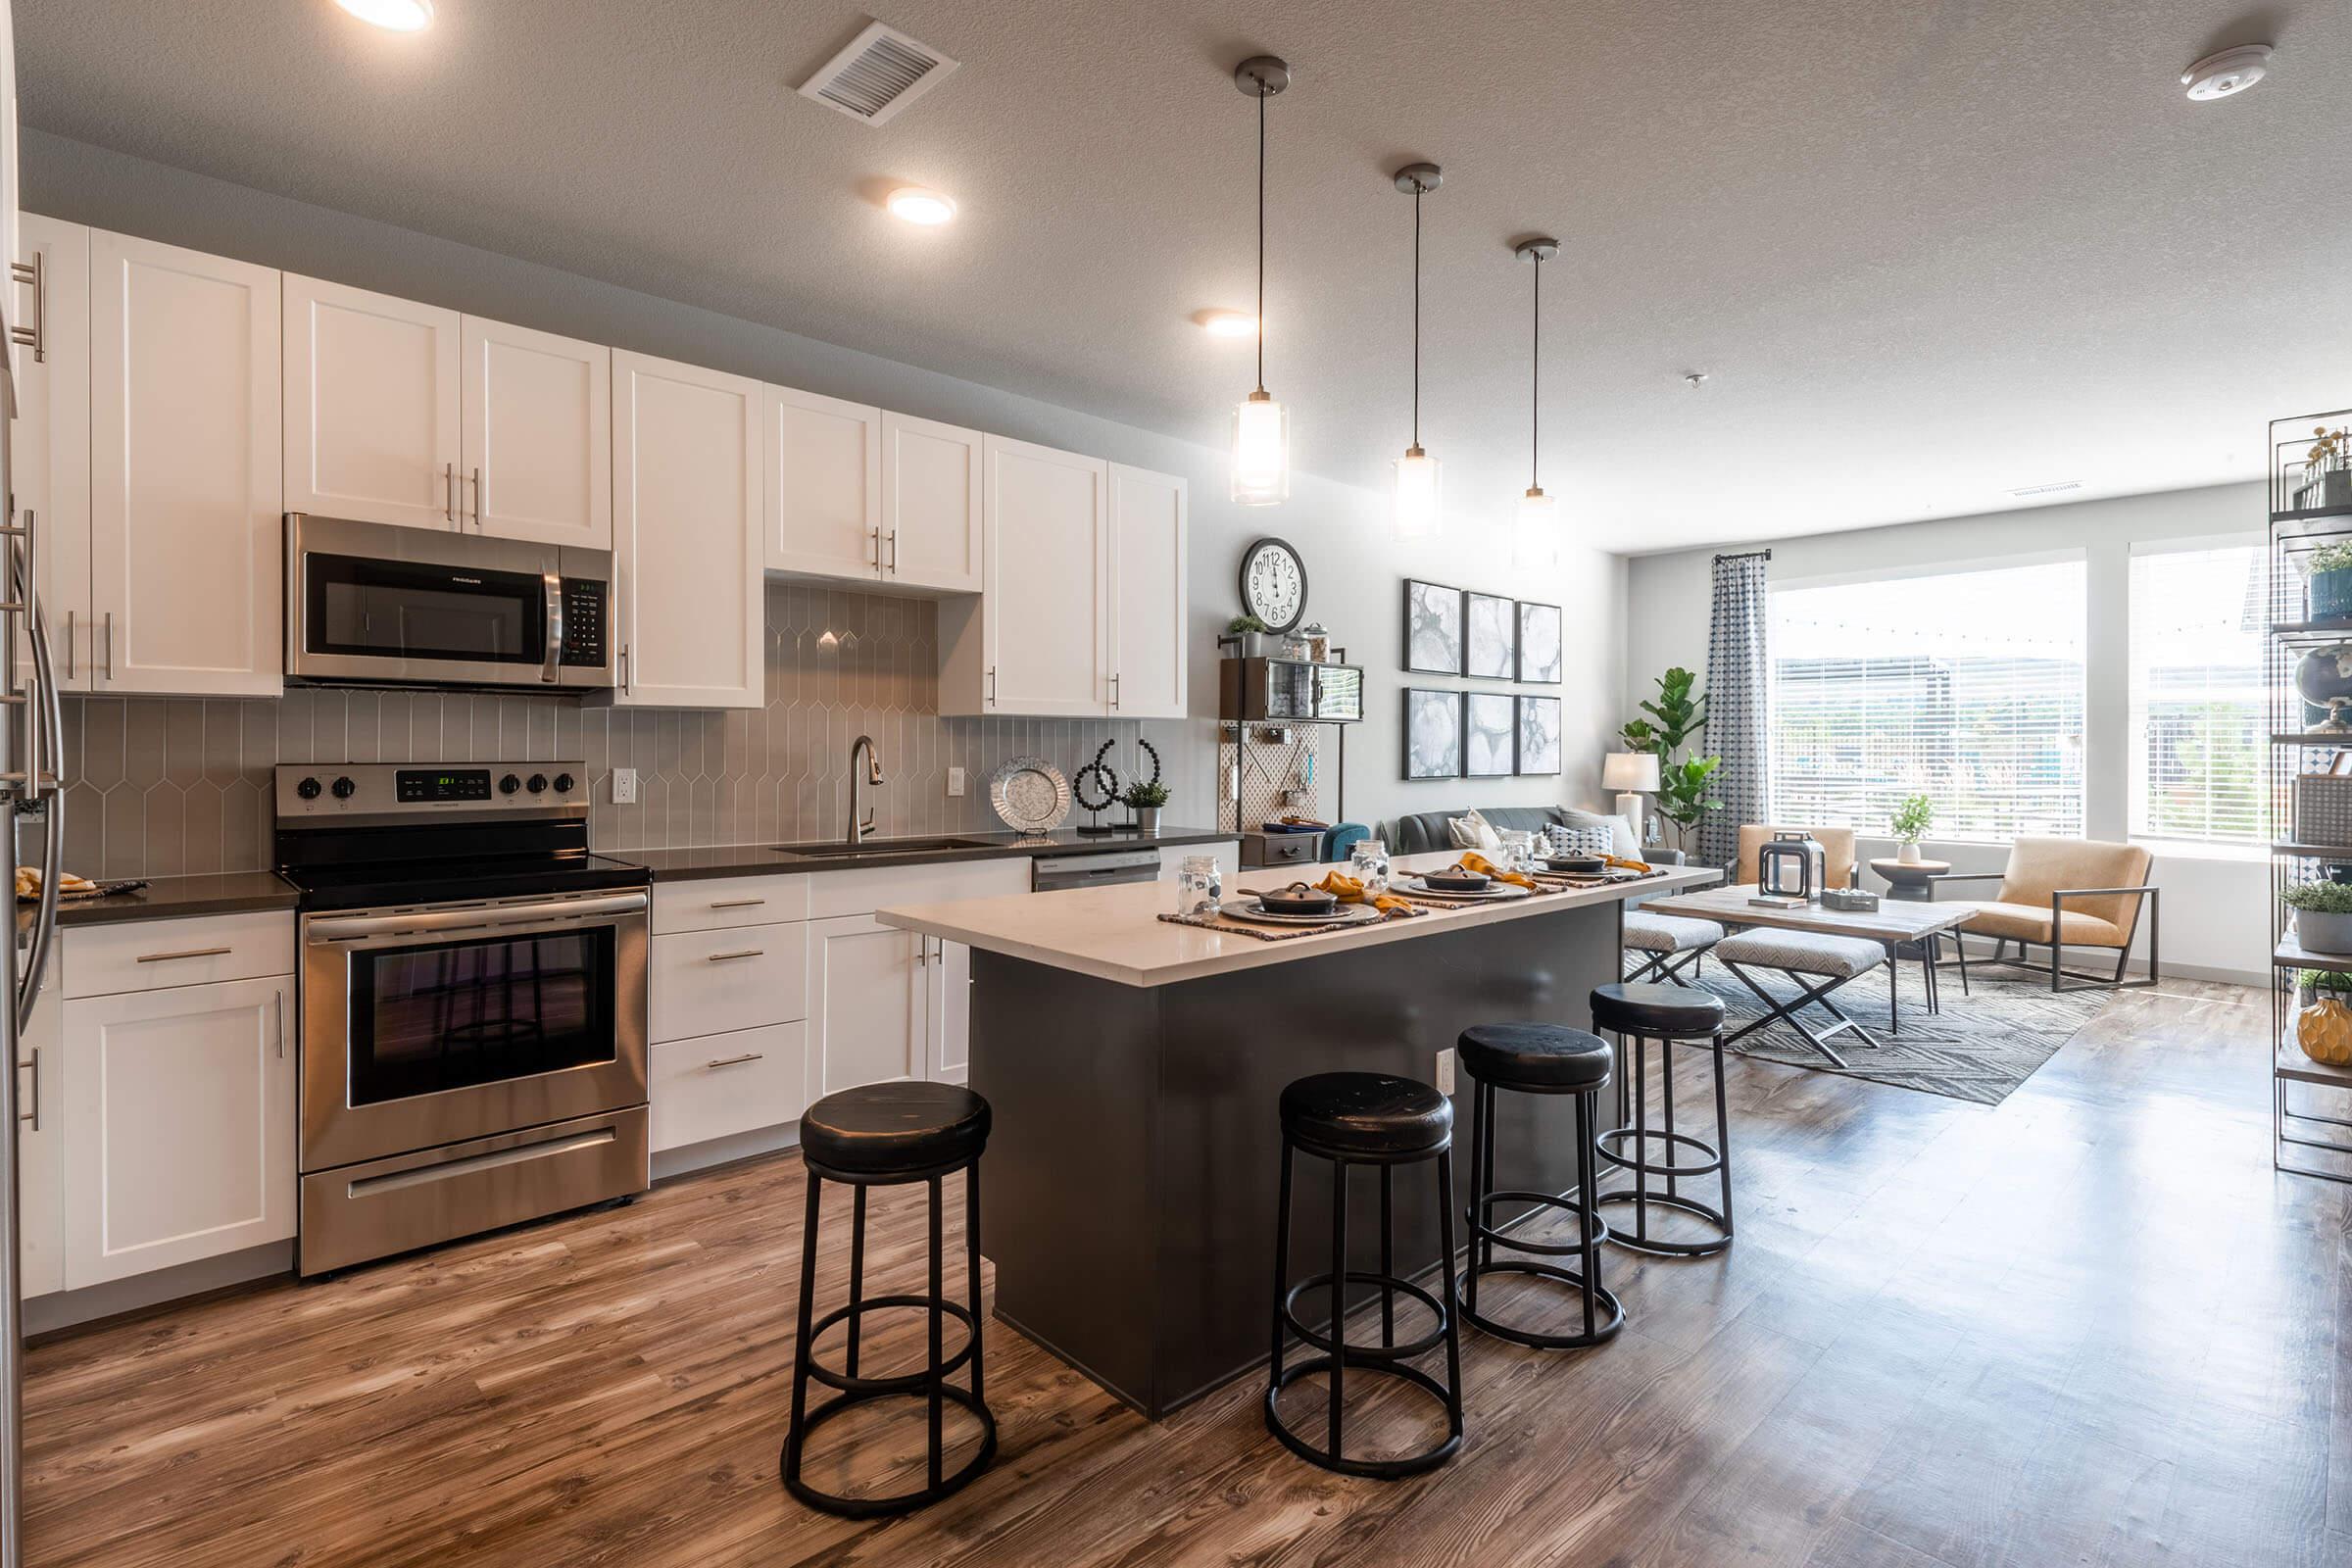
[[848, 734, 885, 842]]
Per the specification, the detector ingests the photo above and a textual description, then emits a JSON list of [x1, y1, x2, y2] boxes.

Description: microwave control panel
[[560, 578, 609, 667]]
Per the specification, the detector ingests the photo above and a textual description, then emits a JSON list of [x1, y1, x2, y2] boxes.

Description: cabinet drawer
[[808, 858, 1029, 919], [650, 873, 809, 935], [1243, 833, 1320, 869], [65, 912, 295, 999], [649, 922, 808, 1042], [649, 1023, 807, 1152]]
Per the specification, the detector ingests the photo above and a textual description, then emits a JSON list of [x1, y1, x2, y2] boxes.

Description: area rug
[[1683, 960, 2109, 1105]]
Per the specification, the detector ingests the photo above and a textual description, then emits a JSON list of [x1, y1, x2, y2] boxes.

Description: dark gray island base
[[968, 901, 1622, 1418]]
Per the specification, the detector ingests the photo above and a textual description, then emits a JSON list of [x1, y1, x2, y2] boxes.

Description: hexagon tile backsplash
[[37, 584, 1182, 881]]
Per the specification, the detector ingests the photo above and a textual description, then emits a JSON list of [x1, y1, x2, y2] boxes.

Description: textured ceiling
[[16, 0, 2345, 552]]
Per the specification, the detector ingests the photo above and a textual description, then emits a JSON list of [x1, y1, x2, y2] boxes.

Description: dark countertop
[[22, 871, 301, 931], [616, 826, 1237, 882]]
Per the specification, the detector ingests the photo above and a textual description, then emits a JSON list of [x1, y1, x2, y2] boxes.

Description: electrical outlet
[[612, 767, 638, 805], [1435, 1048, 1455, 1097], [947, 766, 966, 797]]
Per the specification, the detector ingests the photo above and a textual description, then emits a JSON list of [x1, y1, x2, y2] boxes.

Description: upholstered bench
[[1711, 928, 1888, 1068], [1621, 911, 1724, 985]]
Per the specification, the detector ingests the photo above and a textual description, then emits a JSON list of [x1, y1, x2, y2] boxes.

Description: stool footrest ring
[[782, 1385, 998, 1518], [1264, 1356, 1464, 1479], [1281, 1269, 1450, 1362], [1594, 1126, 1725, 1180], [1456, 1259, 1625, 1349], [1592, 1188, 1733, 1256], [802, 1295, 980, 1395], [1470, 1187, 1611, 1256]]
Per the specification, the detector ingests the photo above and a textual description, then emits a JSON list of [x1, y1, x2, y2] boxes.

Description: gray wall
[[24, 129, 1627, 860]]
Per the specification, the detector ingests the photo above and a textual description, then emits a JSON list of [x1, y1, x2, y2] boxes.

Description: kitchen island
[[879, 852, 1718, 1417]]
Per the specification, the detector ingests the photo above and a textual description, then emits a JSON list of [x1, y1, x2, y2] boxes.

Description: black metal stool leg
[[965, 1162, 985, 1406], [1328, 1156, 1348, 1461], [1464, 1081, 1486, 1321], [782, 1170, 821, 1487], [1712, 1031, 1735, 1244], [1633, 1035, 1649, 1246], [926, 1175, 944, 1493], [1661, 1034, 1679, 1202], [1478, 1080, 1497, 1270], [1434, 1148, 1464, 1440], [1576, 1092, 1597, 1342], [1270, 1140, 1294, 1380], [846, 1186, 867, 1379], [1379, 1165, 1395, 1349]]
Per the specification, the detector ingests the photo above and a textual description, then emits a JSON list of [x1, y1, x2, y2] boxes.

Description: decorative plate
[[989, 756, 1072, 835], [1222, 902, 1383, 928], [1397, 876, 1533, 901]]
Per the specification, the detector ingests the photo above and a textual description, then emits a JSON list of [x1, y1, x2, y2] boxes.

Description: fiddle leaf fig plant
[[1619, 666, 1720, 853]]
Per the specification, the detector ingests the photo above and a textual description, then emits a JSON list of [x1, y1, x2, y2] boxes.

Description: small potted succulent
[[2296, 969, 2352, 1066], [1227, 614, 1274, 659], [1889, 793, 1935, 864], [1123, 778, 1169, 835], [2284, 878, 2352, 956], [2309, 541, 2352, 622], [2297, 425, 2352, 514]]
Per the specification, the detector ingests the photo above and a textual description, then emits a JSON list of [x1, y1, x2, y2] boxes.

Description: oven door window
[[347, 928, 615, 1106], [304, 553, 548, 666]]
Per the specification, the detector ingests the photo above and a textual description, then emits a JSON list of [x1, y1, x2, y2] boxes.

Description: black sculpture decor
[[1073, 741, 1120, 835]]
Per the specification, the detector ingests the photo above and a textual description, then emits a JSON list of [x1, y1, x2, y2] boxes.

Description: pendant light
[[1513, 235, 1560, 569], [1230, 57, 1291, 506], [1393, 164, 1443, 540]]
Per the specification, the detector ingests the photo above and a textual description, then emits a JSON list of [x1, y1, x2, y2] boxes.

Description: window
[[2128, 542, 2265, 847], [1770, 558, 2086, 841]]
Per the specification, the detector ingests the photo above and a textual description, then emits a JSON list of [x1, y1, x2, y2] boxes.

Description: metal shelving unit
[[2267, 407, 2352, 1183]]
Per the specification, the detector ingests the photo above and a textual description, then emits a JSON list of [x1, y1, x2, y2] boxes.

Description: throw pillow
[[1447, 808, 1503, 851]]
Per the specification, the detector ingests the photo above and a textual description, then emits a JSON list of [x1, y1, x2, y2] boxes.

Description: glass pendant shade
[[1394, 446, 1443, 539], [1514, 486, 1559, 568], [1231, 391, 1290, 505]]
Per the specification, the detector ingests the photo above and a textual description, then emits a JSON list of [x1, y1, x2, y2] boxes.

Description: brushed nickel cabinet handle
[[704, 1052, 765, 1070], [445, 463, 457, 525], [274, 989, 286, 1058], [471, 466, 484, 527], [986, 665, 997, 706], [708, 898, 766, 909], [886, 529, 898, 572], [621, 644, 630, 696], [135, 946, 232, 964], [869, 526, 880, 568], [63, 608, 72, 680], [103, 611, 113, 680], [18, 1048, 37, 1132], [1110, 671, 1121, 710], [706, 948, 764, 962], [10, 250, 44, 364]]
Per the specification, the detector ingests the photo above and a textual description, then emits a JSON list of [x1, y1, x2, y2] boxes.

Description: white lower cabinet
[[926, 936, 971, 1084], [648, 922, 808, 1044], [806, 913, 929, 1102], [61, 973, 296, 1289], [20, 955, 62, 1298], [649, 1023, 808, 1153]]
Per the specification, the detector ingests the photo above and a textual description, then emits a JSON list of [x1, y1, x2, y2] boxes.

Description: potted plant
[[1123, 778, 1169, 835], [1619, 667, 1720, 855], [1227, 614, 1274, 659], [2310, 541, 2352, 622], [2298, 425, 2352, 514], [2296, 969, 2352, 1066], [2284, 878, 2352, 955], [1889, 793, 1935, 863]]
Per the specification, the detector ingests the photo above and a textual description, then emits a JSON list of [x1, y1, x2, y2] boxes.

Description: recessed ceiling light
[[1197, 311, 1258, 338], [2007, 479, 2082, 498], [334, 0, 434, 31], [886, 187, 956, 225], [2180, 44, 2272, 101]]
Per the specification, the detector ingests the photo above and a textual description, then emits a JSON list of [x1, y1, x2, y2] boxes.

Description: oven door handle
[[306, 891, 649, 945]]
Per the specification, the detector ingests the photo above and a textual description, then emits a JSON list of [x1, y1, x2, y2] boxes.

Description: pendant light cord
[[1411, 181, 1423, 447], [1254, 81, 1267, 397], [1530, 250, 1541, 490]]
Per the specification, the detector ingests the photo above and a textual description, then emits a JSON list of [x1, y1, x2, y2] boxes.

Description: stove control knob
[[553, 772, 575, 794], [499, 773, 521, 796], [526, 773, 549, 794], [330, 776, 357, 801], [295, 776, 322, 801]]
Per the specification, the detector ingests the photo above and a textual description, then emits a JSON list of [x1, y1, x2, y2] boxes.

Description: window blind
[[1770, 559, 2086, 842], [2128, 543, 2266, 846]]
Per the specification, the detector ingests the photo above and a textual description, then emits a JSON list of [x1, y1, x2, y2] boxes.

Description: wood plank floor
[[22, 978, 2350, 1566]]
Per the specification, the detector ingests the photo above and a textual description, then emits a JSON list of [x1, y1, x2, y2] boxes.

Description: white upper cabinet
[[90, 232, 282, 697], [13, 214, 91, 692], [763, 383, 881, 582], [881, 413, 983, 594], [461, 315, 612, 548], [612, 350, 764, 709], [282, 274, 461, 532], [1108, 463, 1188, 719], [973, 435, 1108, 717]]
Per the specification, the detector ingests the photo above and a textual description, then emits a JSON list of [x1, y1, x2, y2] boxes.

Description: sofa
[[1377, 804, 1685, 862]]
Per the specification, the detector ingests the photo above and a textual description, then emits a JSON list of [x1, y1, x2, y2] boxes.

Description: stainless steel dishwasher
[[1031, 847, 1163, 892]]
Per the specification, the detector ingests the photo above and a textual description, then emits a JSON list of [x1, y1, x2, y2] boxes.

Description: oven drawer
[[649, 1023, 807, 1152], [648, 922, 809, 1042], [299, 1105, 649, 1276], [650, 874, 810, 935], [67, 912, 296, 999]]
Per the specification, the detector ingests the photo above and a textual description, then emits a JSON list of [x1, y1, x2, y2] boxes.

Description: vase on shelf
[[2298, 996, 2352, 1067]]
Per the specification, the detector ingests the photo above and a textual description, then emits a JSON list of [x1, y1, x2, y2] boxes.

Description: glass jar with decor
[[2294, 425, 2352, 515], [1889, 792, 1936, 864], [2306, 540, 2352, 622], [2284, 878, 2352, 956], [2295, 969, 2352, 1066], [1123, 779, 1170, 835]]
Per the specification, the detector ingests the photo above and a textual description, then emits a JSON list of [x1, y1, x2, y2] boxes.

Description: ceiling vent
[[798, 22, 959, 125], [2006, 479, 2083, 498]]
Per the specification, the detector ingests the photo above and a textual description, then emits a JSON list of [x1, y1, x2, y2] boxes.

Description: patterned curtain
[[1697, 551, 1769, 869]]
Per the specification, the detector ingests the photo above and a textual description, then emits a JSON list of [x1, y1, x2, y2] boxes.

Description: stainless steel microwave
[[285, 514, 614, 691]]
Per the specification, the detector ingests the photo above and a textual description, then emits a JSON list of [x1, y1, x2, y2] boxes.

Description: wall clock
[[1239, 537, 1308, 633]]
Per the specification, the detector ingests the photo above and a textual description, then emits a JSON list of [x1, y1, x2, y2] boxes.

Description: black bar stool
[[1591, 982, 1735, 1258], [781, 1081, 996, 1517], [1267, 1071, 1464, 1479], [1456, 1022, 1622, 1349]]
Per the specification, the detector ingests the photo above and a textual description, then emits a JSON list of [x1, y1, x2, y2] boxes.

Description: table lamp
[[1601, 751, 1660, 842]]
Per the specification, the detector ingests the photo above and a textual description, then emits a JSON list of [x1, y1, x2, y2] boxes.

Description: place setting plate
[[1395, 876, 1534, 901], [1220, 901, 1385, 928]]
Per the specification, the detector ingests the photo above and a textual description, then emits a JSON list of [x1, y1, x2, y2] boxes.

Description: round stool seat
[[1456, 1022, 1612, 1091], [1591, 981, 1725, 1039], [801, 1081, 991, 1176], [1279, 1072, 1452, 1158]]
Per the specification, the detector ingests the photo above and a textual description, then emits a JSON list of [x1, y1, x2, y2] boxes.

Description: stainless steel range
[[275, 761, 650, 1276]]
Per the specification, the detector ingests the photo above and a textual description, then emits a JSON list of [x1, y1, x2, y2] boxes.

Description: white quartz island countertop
[[878, 850, 1722, 988]]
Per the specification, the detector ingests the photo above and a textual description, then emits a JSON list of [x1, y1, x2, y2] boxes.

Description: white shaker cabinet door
[[12, 214, 91, 691], [90, 232, 282, 696], [805, 914, 928, 1103], [763, 383, 881, 582], [461, 314, 612, 548], [1107, 463, 1188, 720], [981, 434, 1108, 717], [881, 413, 983, 594], [19, 952, 61, 1298], [282, 273, 461, 531], [61, 975, 296, 1289], [611, 350, 764, 708], [925, 936, 971, 1086]]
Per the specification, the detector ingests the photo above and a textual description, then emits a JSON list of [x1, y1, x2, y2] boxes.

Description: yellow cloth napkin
[[1317, 871, 1418, 918], [1457, 852, 1535, 890], [1604, 855, 1651, 874]]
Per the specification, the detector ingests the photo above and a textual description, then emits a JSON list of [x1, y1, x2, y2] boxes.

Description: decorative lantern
[[1756, 831, 1827, 901]]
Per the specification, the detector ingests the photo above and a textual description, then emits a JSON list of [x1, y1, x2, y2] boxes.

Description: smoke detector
[[2180, 45, 2272, 102], [799, 22, 959, 125]]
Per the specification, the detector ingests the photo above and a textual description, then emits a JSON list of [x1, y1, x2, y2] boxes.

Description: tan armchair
[[1933, 836, 2159, 992], [1735, 825, 1858, 892]]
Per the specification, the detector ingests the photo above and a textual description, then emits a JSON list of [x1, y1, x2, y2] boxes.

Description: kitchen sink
[[769, 836, 1002, 858]]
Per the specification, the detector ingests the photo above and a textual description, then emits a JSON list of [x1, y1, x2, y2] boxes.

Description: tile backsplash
[[39, 583, 1178, 880]]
